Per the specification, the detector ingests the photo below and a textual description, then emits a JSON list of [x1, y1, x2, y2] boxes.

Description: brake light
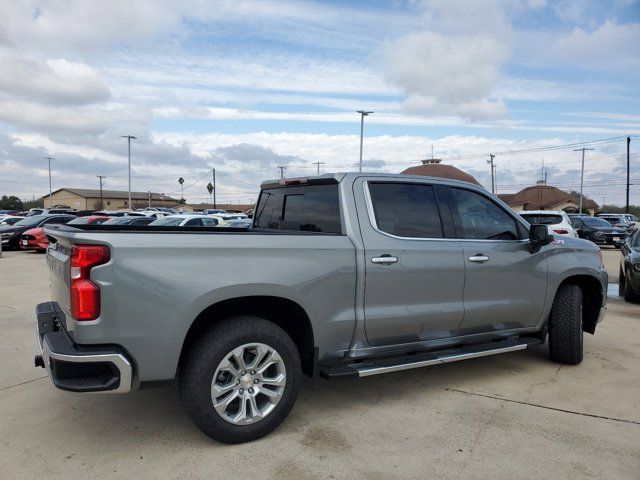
[[70, 245, 110, 321], [553, 229, 569, 234], [278, 177, 308, 186]]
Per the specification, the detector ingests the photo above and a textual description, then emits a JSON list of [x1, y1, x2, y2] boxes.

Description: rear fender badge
[[551, 239, 565, 245]]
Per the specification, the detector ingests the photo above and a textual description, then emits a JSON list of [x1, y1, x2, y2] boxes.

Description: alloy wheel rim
[[211, 343, 286, 425]]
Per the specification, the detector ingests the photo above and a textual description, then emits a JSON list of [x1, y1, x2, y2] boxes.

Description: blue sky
[[0, 0, 639, 205]]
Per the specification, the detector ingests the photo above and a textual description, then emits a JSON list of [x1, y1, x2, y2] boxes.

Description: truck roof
[[260, 172, 484, 190]]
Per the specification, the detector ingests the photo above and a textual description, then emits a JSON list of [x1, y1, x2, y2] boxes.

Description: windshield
[[149, 217, 183, 226], [68, 217, 94, 225], [632, 232, 640, 248], [14, 216, 46, 227], [102, 217, 138, 225], [521, 214, 563, 225], [582, 217, 613, 228]]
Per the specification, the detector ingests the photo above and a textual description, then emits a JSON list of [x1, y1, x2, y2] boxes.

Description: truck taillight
[[70, 245, 110, 321]]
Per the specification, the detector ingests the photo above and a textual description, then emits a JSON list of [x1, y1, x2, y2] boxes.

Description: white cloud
[[0, 0, 179, 54], [0, 55, 110, 105], [551, 20, 640, 70], [382, 30, 509, 119]]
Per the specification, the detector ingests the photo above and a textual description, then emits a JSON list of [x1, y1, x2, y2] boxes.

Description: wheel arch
[[179, 296, 316, 376], [555, 275, 604, 334]]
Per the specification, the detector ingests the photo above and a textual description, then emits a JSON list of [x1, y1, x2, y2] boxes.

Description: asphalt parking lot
[[1, 248, 639, 479]]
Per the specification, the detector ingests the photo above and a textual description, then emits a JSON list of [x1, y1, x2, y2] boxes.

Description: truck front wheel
[[548, 284, 584, 365], [179, 316, 302, 443]]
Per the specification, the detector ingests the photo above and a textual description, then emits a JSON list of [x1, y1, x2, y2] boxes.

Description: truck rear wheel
[[548, 284, 583, 365], [179, 316, 301, 443]]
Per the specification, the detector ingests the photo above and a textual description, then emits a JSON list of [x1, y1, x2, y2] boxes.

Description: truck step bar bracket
[[320, 337, 542, 379]]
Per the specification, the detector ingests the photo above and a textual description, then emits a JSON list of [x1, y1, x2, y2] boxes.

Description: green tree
[[0, 195, 24, 211]]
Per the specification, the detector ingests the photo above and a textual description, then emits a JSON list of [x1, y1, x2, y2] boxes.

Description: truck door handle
[[371, 255, 398, 265], [468, 255, 489, 263]]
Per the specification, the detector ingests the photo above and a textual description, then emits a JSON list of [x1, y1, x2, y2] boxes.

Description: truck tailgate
[[45, 230, 73, 324]]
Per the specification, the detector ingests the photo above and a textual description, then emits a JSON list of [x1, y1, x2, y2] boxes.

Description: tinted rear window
[[368, 182, 443, 238], [520, 214, 563, 225], [254, 185, 341, 233]]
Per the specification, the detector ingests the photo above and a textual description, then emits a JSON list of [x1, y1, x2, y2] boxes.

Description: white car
[[519, 210, 578, 238], [207, 213, 248, 226], [0, 215, 26, 226], [139, 211, 166, 219], [148, 214, 219, 227]]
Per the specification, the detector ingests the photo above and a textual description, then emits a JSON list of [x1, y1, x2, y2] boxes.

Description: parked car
[[0, 209, 21, 216], [26, 208, 77, 217], [20, 227, 49, 252], [1, 214, 76, 249], [138, 211, 166, 219], [93, 210, 146, 217], [67, 216, 110, 225], [596, 214, 636, 231], [226, 219, 253, 228], [101, 216, 155, 226], [0, 215, 26, 226], [149, 214, 219, 227], [203, 209, 228, 215], [36, 173, 607, 444], [208, 213, 249, 226], [570, 216, 627, 247], [619, 230, 640, 302], [519, 210, 577, 238]]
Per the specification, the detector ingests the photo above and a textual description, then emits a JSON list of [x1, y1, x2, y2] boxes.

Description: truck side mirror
[[529, 224, 553, 254]]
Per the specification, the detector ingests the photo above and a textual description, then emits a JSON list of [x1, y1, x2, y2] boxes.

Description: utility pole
[[277, 166, 287, 178], [121, 135, 137, 210], [212, 168, 216, 209], [357, 110, 373, 172], [626, 136, 631, 214], [313, 162, 325, 175], [45, 156, 54, 207], [487, 154, 495, 194], [96, 175, 106, 210], [573, 147, 594, 215], [147, 191, 151, 208]]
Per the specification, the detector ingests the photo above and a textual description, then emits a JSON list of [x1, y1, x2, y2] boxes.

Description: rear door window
[[449, 188, 520, 240], [367, 182, 443, 238], [520, 214, 563, 225], [254, 184, 341, 233]]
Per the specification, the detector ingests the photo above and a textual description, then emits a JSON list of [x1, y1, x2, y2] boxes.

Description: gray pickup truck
[[35, 172, 607, 443]]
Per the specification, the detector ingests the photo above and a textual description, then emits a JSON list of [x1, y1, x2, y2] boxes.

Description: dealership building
[[42, 188, 181, 210]]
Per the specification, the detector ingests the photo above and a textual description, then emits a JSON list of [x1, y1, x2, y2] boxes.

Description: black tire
[[179, 316, 301, 444], [548, 284, 584, 365], [623, 270, 640, 303], [619, 268, 625, 297]]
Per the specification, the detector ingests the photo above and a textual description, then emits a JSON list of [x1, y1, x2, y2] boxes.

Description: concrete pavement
[[0, 249, 638, 479]]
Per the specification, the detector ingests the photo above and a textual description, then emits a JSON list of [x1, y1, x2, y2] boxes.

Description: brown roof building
[[498, 182, 599, 215], [401, 159, 481, 186]]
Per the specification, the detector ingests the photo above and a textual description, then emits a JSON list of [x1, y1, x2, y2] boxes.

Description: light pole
[[122, 135, 137, 210], [277, 166, 287, 178], [573, 147, 594, 214], [45, 156, 54, 207], [357, 110, 373, 172]]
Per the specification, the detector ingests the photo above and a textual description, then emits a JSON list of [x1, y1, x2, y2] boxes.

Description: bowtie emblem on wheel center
[[240, 374, 253, 389]]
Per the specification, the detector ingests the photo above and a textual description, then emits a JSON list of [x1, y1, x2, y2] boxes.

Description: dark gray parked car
[[35, 173, 607, 443]]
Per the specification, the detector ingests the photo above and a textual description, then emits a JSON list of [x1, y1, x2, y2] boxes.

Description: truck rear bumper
[[35, 302, 133, 393]]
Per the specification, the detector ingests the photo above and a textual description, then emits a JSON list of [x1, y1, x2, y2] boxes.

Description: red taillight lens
[[553, 229, 569, 234], [70, 245, 110, 321]]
